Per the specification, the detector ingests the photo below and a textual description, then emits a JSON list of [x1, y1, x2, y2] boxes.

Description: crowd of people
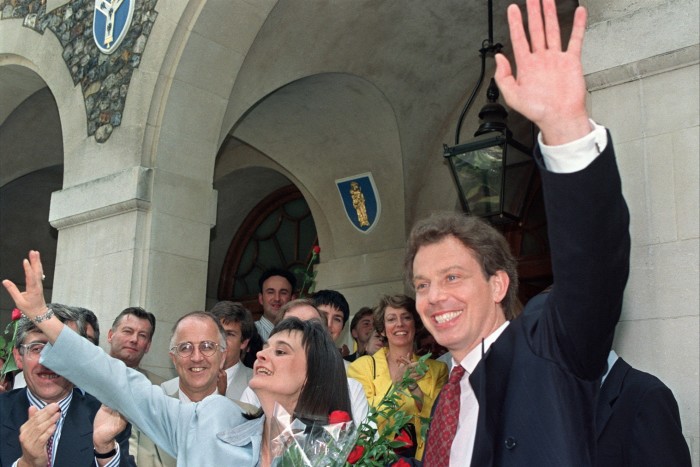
[[0, 0, 692, 466]]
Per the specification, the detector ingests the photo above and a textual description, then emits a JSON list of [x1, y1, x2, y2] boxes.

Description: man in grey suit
[[108, 307, 175, 467]]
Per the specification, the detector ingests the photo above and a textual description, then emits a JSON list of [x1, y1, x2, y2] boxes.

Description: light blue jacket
[[42, 327, 262, 466]]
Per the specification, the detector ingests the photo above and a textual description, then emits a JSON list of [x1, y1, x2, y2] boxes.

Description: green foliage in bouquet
[[348, 354, 432, 466], [1, 309, 22, 376]]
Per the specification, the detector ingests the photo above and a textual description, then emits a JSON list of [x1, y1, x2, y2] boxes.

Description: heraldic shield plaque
[[336, 173, 381, 234], [93, 0, 135, 54]]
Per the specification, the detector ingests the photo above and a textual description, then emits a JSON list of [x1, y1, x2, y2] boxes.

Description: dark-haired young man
[[243, 268, 297, 368], [345, 306, 374, 362], [312, 289, 351, 357], [208, 301, 254, 400], [255, 268, 297, 343]]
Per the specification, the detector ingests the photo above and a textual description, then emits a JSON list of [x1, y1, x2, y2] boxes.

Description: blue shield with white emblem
[[336, 173, 381, 233], [93, 0, 135, 54]]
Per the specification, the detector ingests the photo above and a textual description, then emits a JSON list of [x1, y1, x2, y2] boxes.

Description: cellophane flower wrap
[[271, 404, 358, 467]]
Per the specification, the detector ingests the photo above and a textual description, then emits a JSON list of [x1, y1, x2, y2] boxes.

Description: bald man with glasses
[[160, 312, 228, 403]]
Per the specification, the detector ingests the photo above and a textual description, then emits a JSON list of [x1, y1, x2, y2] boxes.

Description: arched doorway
[[217, 185, 318, 318]]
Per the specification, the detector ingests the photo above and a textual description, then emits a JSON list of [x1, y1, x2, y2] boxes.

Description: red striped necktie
[[422, 365, 467, 466]]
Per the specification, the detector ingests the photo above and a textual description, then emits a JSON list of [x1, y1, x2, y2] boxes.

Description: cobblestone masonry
[[1, 0, 158, 143]]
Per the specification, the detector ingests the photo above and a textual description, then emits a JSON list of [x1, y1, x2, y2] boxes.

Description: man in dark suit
[[596, 352, 691, 467], [0, 306, 131, 466], [405, 0, 631, 465], [524, 290, 691, 467]]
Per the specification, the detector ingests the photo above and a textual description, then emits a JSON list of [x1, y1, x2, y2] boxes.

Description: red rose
[[391, 459, 411, 467], [312, 245, 321, 255], [394, 429, 414, 448], [328, 410, 352, 424], [346, 445, 364, 464], [11, 308, 22, 321]]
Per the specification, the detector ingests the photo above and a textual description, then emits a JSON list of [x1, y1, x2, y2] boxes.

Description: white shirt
[[450, 321, 510, 466], [255, 317, 274, 342], [538, 120, 607, 173], [601, 350, 619, 386]]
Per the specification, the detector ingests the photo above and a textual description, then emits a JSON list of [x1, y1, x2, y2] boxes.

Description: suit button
[[505, 437, 517, 450]]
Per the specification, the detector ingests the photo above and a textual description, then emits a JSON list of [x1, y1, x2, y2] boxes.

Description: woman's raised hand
[[2, 250, 48, 319]]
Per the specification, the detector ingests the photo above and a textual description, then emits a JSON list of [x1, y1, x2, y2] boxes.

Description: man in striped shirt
[[0, 305, 131, 466]]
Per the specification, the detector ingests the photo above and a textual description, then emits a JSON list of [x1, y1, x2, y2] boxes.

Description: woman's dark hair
[[271, 317, 352, 425]]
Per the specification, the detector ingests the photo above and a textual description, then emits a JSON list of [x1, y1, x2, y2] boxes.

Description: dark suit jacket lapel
[[596, 358, 631, 437], [53, 389, 95, 466], [1, 390, 29, 464], [470, 323, 516, 467]]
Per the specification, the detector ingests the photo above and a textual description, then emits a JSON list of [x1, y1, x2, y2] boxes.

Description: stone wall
[[0, 0, 158, 142]]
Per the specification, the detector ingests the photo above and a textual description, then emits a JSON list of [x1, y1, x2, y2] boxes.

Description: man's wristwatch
[[94, 446, 117, 459]]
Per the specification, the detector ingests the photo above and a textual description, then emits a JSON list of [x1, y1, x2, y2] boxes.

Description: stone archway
[[0, 79, 63, 318]]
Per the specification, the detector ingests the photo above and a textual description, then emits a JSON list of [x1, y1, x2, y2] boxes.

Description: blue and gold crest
[[93, 0, 135, 54], [336, 173, 381, 233]]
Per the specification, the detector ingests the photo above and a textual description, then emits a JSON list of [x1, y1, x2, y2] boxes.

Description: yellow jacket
[[347, 347, 448, 459]]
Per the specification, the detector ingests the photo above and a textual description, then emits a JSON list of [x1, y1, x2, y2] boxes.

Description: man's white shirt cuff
[[538, 120, 608, 173]]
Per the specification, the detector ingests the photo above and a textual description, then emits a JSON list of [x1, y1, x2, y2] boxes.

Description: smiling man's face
[[169, 316, 225, 402], [108, 314, 153, 368], [412, 235, 508, 362], [14, 330, 73, 403]]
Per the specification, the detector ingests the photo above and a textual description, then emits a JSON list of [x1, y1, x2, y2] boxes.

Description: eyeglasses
[[169, 341, 221, 358], [19, 342, 47, 358]]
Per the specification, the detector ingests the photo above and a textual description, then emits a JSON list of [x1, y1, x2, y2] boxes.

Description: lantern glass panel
[[451, 143, 505, 218]]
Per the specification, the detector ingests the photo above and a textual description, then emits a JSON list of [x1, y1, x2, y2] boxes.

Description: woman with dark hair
[[239, 298, 369, 424], [3, 251, 352, 466], [246, 317, 352, 465], [347, 294, 447, 460]]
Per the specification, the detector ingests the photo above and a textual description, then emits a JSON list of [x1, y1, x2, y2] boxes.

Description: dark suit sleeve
[[627, 384, 691, 467], [116, 423, 135, 467], [536, 135, 631, 380]]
